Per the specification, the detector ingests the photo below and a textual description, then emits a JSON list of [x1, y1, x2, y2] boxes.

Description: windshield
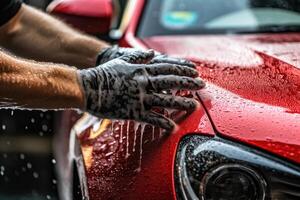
[[138, 0, 300, 37]]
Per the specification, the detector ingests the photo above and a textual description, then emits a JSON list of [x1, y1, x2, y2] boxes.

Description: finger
[[144, 93, 199, 110], [140, 111, 175, 130], [134, 63, 199, 77], [148, 76, 205, 91], [120, 50, 154, 64], [151, 55, 196, 68]]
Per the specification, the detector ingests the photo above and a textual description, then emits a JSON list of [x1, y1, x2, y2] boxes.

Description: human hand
[[79, 50, 204, 130], [96, 46, 196, 68]]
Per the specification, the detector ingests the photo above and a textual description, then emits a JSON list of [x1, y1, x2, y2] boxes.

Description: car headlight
[[175, 136, 300, 200]]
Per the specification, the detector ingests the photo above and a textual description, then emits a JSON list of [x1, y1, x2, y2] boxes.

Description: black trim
[[175, 135, 300, 200]]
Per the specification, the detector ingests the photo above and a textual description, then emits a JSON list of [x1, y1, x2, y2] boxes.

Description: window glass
[[138, 0, 300, 37]]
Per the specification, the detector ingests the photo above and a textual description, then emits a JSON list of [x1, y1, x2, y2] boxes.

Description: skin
[[0, 4, 204, 129], [0, 50, 84, 110], [0, 5, 109, 68], [0, 5, 106, 110]]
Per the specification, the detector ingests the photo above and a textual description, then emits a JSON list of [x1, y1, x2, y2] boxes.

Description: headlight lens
[[201, 164, 266, 200], [175, 136, 300, 200]]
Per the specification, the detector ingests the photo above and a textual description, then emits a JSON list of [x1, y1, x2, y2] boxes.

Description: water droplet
[[51, 159, 56, 164], [1, 125, 6, 130], [33, 172, 39, 178], [31, 118, 35, 123], [108, 141, 116, 146], [266, 137, 272, 141], [42, 125, 48, 132], [20, 154, 25, 160], [46, 195, 51, 199], [27, 162, 32, 169], [105, 152, 113, 157]]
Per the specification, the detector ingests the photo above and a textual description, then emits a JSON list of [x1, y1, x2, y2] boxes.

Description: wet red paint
[[48, 0, 112, 17], [77, 108, 214, 200], [48, 0, 112, 34], [52, 0, 300, 199], [143, 34, 300, 164]]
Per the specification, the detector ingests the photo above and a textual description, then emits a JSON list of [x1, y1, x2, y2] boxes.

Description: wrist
[[75, 69, 86, 110], [96, 45, 118, 65], [47, 66, 85, 110]]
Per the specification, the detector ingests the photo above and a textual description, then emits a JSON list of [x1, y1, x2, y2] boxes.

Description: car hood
[[142, 33, 300, 164]]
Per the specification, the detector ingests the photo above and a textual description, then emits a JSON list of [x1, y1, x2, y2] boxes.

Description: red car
[[48, 0, 300, 199]]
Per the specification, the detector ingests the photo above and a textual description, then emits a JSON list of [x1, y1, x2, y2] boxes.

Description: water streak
[[119, 120, 125, 144], [159, 128, 163, 138], [125, 121, 130, 158], [136, 123, 146, 172], [151, 126, 155, 141], [132, 122, 140, 152]]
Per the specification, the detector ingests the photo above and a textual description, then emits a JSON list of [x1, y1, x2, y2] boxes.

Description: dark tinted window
[[138, 0, 300, 37]]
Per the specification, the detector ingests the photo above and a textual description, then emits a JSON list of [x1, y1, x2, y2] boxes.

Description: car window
[[138, 0, 300, 37]]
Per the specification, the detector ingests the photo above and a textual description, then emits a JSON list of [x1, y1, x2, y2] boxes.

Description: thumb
[[120, 49, 154, 64]]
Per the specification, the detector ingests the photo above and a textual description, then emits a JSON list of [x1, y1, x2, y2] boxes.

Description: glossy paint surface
[[47, 0, 113, 34], [47, 0, 112, 17], [53, 0, 300, 199], [143, 34, 300, 164], [77, 108, 214, 200]]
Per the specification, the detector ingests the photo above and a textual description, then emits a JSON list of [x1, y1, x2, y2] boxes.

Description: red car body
[[49, 0, 300, 200]]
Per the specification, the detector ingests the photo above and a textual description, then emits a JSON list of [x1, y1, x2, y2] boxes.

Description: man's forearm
[[0, 50, 84, 109], [0, 4, 110, 68]]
